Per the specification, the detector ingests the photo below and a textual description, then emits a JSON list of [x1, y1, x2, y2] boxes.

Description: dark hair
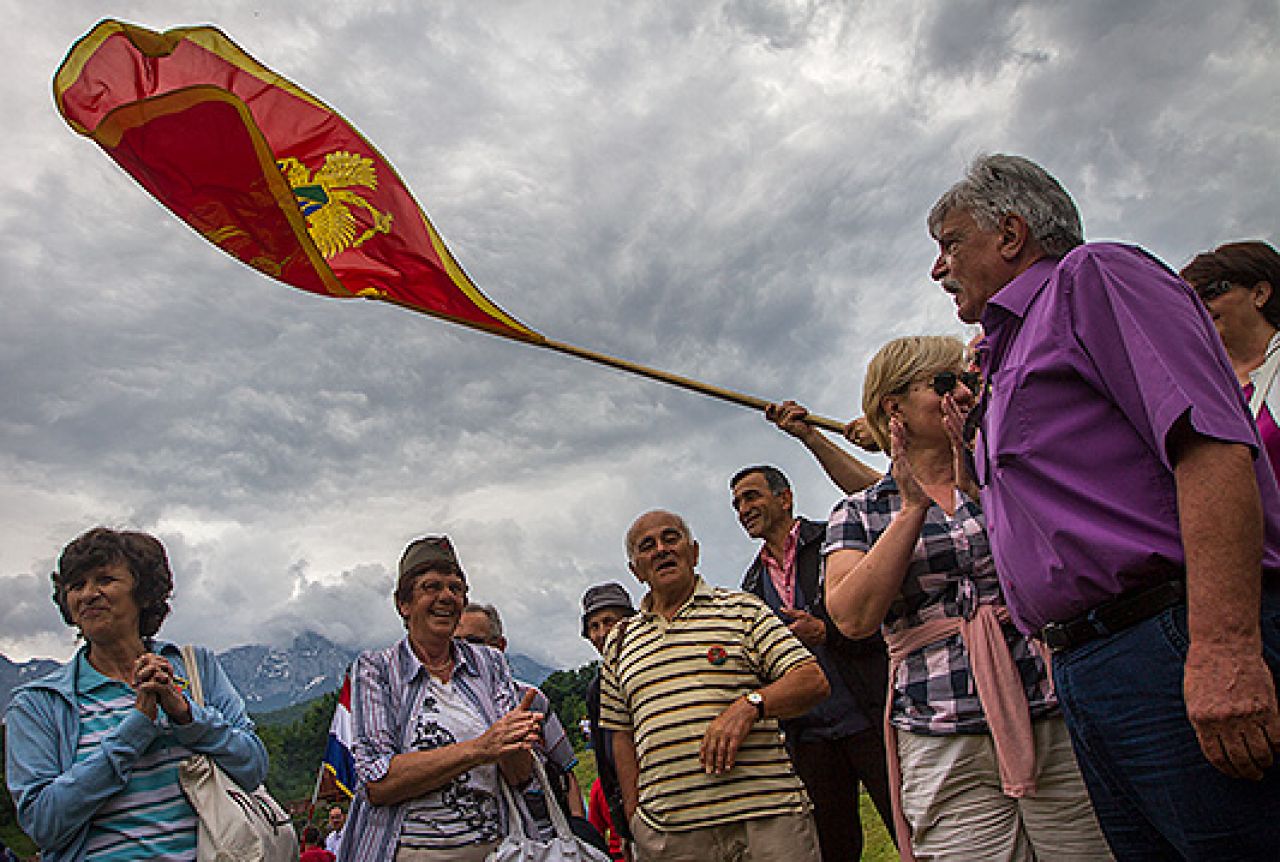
[[1180, 240, 1280, 328], [51, 527, 174, 638], [301, 825, 321, 845], [729, 465, 790, 495]]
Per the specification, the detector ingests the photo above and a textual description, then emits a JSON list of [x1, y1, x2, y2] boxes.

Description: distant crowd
[[6, 155, 1280, 862]]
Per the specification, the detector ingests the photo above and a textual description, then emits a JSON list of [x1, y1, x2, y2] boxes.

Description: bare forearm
[[1173, 428, 1280, 779], [826, 505, 927, 637], [760, 661, 829, 719], [612, 731, 640, 822], [801, 430, 882, 494], [366, 739, 487, 807], [565, 771, 585, 818], [1176, 437, 1263, 651]]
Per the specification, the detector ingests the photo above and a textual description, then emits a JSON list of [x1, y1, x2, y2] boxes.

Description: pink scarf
[[881, 603, 1052, 862]]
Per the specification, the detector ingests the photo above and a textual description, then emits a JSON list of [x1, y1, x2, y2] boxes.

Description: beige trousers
[[630, 809, 820, 862], [898, 716, 1112, 861]]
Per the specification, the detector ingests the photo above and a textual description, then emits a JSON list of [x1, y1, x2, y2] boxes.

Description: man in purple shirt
[[928, 154, 1280, 859]]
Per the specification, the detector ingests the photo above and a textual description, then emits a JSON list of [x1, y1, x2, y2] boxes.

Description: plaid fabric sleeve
[[822, 492, 874, 556]]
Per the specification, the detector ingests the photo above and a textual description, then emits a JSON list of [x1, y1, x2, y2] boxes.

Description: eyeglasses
[[461, 634, 491, 646], [1195, 280, 1236, 302], [413, 577, 467, 597], [930, 370, 981, 396]]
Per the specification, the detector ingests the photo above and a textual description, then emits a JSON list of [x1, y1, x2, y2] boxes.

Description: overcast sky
[[2, 0, 1276, 670]]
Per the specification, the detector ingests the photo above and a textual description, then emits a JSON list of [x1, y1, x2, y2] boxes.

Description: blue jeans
[[1052, 586, 1280, 861]]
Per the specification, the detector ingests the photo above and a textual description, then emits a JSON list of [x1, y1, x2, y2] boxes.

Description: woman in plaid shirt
[[821, 336, 1109, 862]]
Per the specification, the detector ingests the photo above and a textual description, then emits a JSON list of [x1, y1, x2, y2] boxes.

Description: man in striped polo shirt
[[599, 509, 830, 862]]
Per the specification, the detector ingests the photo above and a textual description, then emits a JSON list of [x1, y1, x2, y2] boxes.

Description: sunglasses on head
[[1195, 280, 1236, 302], [930, 370, 981, 396]]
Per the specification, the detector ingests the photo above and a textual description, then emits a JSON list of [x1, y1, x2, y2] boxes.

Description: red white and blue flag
[[322, 671, 357, 797]]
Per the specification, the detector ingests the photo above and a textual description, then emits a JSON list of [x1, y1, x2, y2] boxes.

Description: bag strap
[[1249, 335, 1280, 418], [180, 644, 205, 707], [497, 756, 575, 843]]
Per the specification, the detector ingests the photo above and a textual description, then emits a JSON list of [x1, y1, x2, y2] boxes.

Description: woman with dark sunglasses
[[1180, 241, 1280, 484], [820, 336, 1109, 862]]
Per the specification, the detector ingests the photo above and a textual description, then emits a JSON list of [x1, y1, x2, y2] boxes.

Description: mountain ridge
[[0, 632, 557, 714]]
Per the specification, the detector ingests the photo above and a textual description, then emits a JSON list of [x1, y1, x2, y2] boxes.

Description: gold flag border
[[54, 19, 543, 343]]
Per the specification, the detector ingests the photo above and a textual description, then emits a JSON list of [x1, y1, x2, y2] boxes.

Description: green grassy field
[[573, 747, 897, 861]]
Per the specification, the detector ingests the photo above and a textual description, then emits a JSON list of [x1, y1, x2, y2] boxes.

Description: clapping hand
[[889, 417, 930, 512], [941, 393, 978, 499], [133, 653, 192, 724]]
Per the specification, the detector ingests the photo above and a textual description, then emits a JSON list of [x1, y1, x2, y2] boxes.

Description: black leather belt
[[1040, 579, 1185, 652]]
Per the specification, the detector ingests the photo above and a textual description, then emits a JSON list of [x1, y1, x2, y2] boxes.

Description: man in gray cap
[[581, 582, 638, 859]]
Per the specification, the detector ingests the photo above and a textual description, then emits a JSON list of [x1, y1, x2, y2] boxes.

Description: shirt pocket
[[976, 365, 1031, 484]]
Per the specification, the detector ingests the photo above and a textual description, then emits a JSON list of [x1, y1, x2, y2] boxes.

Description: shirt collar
[[639, 574, 711, 618], [395, 635, 481, 682], [75, 650, 119, 693], [981, 256, 1059, 327], [757, 518, 801, 568]]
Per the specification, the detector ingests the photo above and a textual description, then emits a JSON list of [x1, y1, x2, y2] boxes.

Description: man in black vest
[[731, 464, 895, 862]]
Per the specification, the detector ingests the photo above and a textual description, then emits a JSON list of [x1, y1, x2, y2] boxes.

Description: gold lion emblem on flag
[[278, 151, 393, 258]]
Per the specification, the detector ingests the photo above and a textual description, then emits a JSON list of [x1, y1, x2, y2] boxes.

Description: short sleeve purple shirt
[[975, 243, 1280, 635]]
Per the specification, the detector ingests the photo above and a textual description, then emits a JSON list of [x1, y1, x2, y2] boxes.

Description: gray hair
[[929, 154, 1084, 258], [625, 510, 695, 561], [463, 602, 503, 640]]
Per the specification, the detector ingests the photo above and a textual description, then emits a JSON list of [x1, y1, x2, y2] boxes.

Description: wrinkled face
[[64, 561, 141, 645], [731, 472, 792, 540], [585, 608, 627, 655], [328, 807, 345, 831], [931, 208, 1010, 324], [1200, 281, 1272, 349], [455, 610, 499, 647], [627, 512, 699, 594], [396, 568, 467, 645]]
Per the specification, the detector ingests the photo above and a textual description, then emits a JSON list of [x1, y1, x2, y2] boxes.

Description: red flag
[[53, 20, 540, 342]]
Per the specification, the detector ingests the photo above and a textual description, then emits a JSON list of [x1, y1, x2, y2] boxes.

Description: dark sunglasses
[[1195, 280, 1236, 302], [930, 370, 981, 396], [461, 634, 491, 646]]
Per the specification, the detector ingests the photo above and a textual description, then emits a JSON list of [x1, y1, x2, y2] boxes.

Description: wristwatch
[[745, 691, 766, 719]]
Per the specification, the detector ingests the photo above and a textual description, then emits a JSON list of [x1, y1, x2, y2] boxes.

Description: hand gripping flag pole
[[54, 20, 848, 433]]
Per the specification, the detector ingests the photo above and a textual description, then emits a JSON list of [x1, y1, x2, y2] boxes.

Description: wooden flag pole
[[379, 299, 852, 434], [536, 337, 849, 433]]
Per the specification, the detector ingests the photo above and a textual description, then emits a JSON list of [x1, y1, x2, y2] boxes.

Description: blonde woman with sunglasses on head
[[820, 335, 1110, 862]]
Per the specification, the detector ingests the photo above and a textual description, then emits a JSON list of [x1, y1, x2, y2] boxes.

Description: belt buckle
[[1040, 621, 1071, 651]]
